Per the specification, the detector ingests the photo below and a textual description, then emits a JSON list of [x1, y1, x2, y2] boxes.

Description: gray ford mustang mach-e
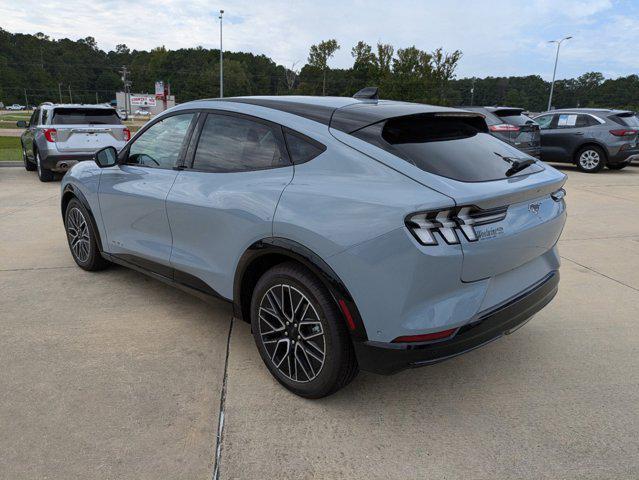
[[61, 90, 567, 398]]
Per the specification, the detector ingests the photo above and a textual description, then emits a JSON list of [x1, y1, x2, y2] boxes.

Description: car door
[[166, 111, 294, 299], [98, 112, 197, 273], [537, 113, 573, 162], [22, 108, 39, 158]]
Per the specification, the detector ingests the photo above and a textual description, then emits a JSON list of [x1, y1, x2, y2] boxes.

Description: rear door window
[[51, 108, 122, 125], [284, 130, 325, 164], [556, 114, 578, 128], [192, 114, 289, 172], [352, 113, 543, 182]]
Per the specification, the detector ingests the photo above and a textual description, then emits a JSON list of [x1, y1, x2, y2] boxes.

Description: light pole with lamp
[[547, 36, 572, 111], [219, 10, 224, 98]]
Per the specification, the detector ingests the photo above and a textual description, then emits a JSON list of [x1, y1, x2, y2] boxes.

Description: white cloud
[[0, 0, 636, 79]]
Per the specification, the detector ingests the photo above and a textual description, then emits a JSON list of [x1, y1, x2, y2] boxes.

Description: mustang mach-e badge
[[529, 202, 541, 215]]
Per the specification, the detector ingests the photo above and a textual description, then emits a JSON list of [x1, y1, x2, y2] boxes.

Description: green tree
[[307, 39, 340, 95]]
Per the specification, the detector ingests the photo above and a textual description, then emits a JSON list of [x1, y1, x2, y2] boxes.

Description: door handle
[[574, 132, 584, 135]]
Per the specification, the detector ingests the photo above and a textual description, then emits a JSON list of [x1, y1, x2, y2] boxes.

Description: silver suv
[[18, 103, 130, 182], [533, 108, 639, 173]]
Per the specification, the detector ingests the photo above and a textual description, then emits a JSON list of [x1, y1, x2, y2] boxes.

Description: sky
[[1, 0, 638, 80]]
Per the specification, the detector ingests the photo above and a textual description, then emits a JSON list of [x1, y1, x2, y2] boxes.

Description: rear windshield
[[613, 114, 639, 127], [51, 108, 122, 125], [496, 113, 536, 126], [353, 114, 544, 182]]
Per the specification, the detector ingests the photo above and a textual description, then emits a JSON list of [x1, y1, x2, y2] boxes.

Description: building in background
[[115, 89, 175, 116]]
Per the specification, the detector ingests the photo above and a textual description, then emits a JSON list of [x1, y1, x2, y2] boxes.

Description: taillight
[[610, 129, 637, 137], [392, 328, 458, 343], [406, 206, 508, 246], [123, 128, 131, 141], [43, 128, 57, 142], [489, 124, 520, 132]]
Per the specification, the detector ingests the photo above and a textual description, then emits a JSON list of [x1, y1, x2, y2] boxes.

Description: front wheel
[[36, 151, 55, 182], [64, 199, 110, 271], [250, 262, 358, 398], [575, 146, 605, 173]]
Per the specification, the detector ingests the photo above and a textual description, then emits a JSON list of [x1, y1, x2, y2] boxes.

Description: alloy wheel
[[258, 284, 326, 383], [66, 207, 91, 263], [579, 150, 600, 170]]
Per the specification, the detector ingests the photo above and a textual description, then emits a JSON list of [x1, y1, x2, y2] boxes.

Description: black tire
[[64, 198, 110, 271], [608, 162, 629, 170], [250, 262, 358, 398], [35, 150, 55, 182], [22, 145, 36, 171], [575, 145, 605, 173]]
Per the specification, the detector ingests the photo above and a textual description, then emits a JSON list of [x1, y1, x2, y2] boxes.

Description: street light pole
[[219, 10, 224, 98], [547, 36, 572, 111]]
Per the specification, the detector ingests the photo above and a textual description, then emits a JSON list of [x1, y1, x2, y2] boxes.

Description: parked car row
[[461, 105, 639, 173]]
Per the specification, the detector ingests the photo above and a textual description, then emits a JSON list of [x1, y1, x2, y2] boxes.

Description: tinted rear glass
[[353, 114, 543, 182], [614, 114, 639, 127], [498, 114, 535, 126], [51, 108, 121, 125]]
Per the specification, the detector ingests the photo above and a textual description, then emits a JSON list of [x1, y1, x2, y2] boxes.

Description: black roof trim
[[222, 98, 336, 126]]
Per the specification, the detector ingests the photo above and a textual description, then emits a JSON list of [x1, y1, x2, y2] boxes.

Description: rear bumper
[[41, 154, 94, 172], [608, 147, 639, 164], [353, 270, 559, 375]]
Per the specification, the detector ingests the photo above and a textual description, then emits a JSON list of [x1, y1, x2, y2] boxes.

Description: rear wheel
[[36, 151, 55, 182], [64, 198, 110, 271], [575, 146, 605, 173], [22, 146, 36, 171], [608, 161, 629, 170], [250, 262, 358, 398]]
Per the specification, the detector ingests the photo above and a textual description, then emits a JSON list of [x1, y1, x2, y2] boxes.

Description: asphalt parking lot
[[1, 165, 638, 479]]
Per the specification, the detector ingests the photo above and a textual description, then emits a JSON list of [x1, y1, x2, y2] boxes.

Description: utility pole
[[58, 83, 63, 103], [219, 10, 224, 98], [68, 84, 73, 103], [120, 66, 132, 115], [547, 36, 572, 111], [95, 91, 99, 104], [24, 89, 28, 107], [470, 77, 476, 106]]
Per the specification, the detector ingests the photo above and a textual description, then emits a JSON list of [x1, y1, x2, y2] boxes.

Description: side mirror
[[94, 146, 118, 168], [16, 120, 27, 128]]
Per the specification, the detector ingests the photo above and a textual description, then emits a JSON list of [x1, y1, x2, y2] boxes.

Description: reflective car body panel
[[62, 95, 567, 356]]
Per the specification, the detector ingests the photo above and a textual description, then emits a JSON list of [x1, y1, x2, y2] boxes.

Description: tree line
[[1, 28, 637, 112]]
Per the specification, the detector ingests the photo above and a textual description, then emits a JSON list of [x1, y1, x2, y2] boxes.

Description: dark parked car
[[533, 109, 639, 173], [461, 106, 540, 158]]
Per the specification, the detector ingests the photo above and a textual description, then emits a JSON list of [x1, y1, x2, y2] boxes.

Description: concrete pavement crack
[[561, 255, 639, 293], [212, 316, 234, 480]]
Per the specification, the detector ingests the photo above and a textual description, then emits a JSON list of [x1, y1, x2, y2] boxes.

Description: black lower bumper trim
[[42, 154, 94, 170], [353, 271, 559, 375]]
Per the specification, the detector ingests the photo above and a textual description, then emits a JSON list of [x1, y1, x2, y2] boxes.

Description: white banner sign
[[130, 96, 157, 107]]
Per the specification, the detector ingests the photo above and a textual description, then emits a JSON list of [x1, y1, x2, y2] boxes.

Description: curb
[[0, 162, 22, 167]]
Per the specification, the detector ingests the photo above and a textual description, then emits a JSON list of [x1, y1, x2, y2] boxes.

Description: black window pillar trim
[[233, 237, 369, 341]]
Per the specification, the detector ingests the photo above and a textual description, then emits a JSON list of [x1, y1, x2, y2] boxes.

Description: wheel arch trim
[[233, 237, 369, 340], [61, 184, 104, 252]]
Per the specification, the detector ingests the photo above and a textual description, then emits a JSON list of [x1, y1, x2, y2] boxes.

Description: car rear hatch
[[51, 107, 128, 152], [331, 103, 566, 282], [491, 108, 540, 153]]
